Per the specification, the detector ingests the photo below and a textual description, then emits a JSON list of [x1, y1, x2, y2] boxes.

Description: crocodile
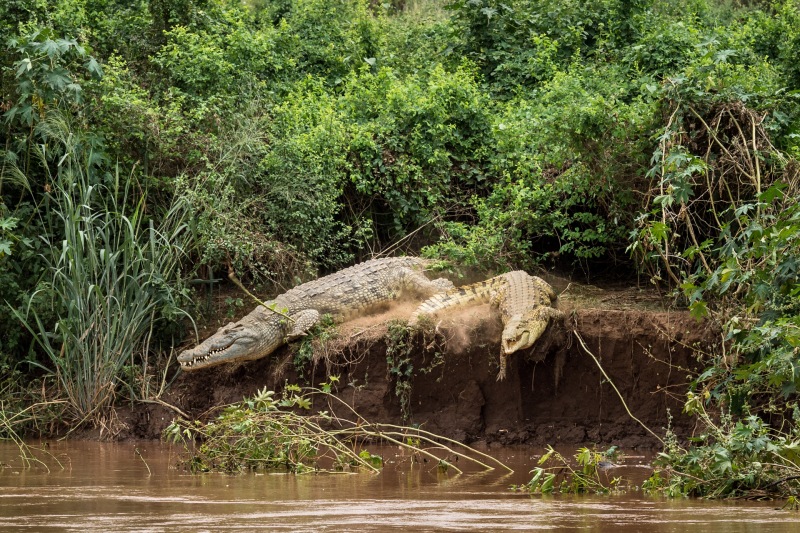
[[178, 257, 454, 371], [410, 271, 564, 380]]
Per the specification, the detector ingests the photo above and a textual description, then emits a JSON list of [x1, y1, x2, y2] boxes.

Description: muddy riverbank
[[116, 278, 715, 449]]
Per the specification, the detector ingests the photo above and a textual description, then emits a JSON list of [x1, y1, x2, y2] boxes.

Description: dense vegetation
[[1, 0, 800, 497]]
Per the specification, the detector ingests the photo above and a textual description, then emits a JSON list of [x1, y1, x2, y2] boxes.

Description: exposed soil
[[117, 276, 717, 449]]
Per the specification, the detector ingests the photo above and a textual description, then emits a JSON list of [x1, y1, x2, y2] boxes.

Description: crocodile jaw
[[178, 322, 281, 371], [501, 313, 547, 354], [502, 330, 533, 354]]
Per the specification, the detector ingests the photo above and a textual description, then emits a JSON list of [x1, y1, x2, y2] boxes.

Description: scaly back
[[410, 274, 512, 323], [277, 257, 434, 318]]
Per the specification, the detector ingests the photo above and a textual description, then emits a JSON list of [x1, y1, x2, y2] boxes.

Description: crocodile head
[[501, 310, 550, 354], [178, 317, 285, 371]]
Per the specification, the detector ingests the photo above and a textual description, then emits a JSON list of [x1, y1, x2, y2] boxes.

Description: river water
[[1, 441, 798, 532]]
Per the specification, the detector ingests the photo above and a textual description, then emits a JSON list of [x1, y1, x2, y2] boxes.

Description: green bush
[[274, 0, 381, 85], [645, 398, 800, 499], [625, 17, 701, 76], [739, 1, 800, 88], [343, 64, 492, 235], [424, 61, 650, 271], [424, 163, 632, 271], [257, 79, 359, 267], [446, 0, 648, 92], [3, 26, 102, 130], [0, 201, 51, 365]]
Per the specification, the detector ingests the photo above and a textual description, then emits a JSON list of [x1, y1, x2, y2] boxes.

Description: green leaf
[[540, 473, 556, 494], [528, 468, 543, 489], [758, 183, 787, 203], [0, 217, 19, 231], [649, 221, 669, 241], [576, 447, 593, 467], [55, 38, 74, 53], [713, 49, 737, 63], [15, 58, 32, 77], [41, 39, 60, 58], [44, 70, 71, 90], [65, 83, 83, 96], [689, 300, 708, 321], [712, 448, 733, 475], [683, 392, 704, 415], [538, 447, 555, 465], [85, 57, 103, 78], [653, 194, 674, 207]]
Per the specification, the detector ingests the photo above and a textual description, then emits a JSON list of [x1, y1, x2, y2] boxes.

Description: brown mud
[[118, 276, 716, 448]]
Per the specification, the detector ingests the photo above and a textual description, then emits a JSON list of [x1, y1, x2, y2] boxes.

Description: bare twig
[[138, 398, 189, 419], [226, 262, 294, 322]]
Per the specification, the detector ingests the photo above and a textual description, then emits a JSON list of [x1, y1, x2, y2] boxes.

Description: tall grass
[[14, 114, 193, 424]]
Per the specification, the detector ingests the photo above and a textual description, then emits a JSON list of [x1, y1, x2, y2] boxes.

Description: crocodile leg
[[399, 268, 455, 297], [285, 309, 322, 341]]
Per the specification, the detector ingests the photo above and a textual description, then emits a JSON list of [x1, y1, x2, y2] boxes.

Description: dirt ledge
[[120, 285, 716, 449]]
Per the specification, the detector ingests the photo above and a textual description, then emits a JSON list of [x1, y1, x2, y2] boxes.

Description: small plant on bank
[[514, 445, 624, 495], [642, 395, 800, 500], [164, 380, 510, 475], [165, 382, 348, 473], [408, 313, 448, 379], [293, 313, 338, 378], [385, 320, 414, 423]]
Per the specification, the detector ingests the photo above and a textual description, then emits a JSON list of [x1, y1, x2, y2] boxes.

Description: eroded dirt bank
[[121, 281, 716, 449]]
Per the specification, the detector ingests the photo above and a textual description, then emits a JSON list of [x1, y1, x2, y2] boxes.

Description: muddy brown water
[[1, 441, 798, 532]]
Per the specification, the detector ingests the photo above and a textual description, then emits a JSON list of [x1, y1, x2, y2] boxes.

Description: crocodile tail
[[409, 277, 503, 323]]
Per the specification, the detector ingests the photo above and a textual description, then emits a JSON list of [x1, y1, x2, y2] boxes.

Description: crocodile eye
[[222, 324, 244, 334]]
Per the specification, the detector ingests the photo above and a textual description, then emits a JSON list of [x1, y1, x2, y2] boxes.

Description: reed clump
[[12, 114, 193, 426]]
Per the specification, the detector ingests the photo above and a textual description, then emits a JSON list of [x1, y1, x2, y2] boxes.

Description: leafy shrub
[[0, 201, 52, 366], [626, 17, 701, 76], [739, 1, 800, 89], [645, 397, 800, 499], [379, 3, 455, 77], [3, 26, 102, 130], [425, 163, 632, 271], [274, 0, 381, 85], [425, 61, 650, 272], [152, 26, 238, 100], [258, 79, 360, 267], [446, 0, 648, 92], [86, 54, 191, 177], [343, 64, 492, 236], [176, 165, 313, 288]]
